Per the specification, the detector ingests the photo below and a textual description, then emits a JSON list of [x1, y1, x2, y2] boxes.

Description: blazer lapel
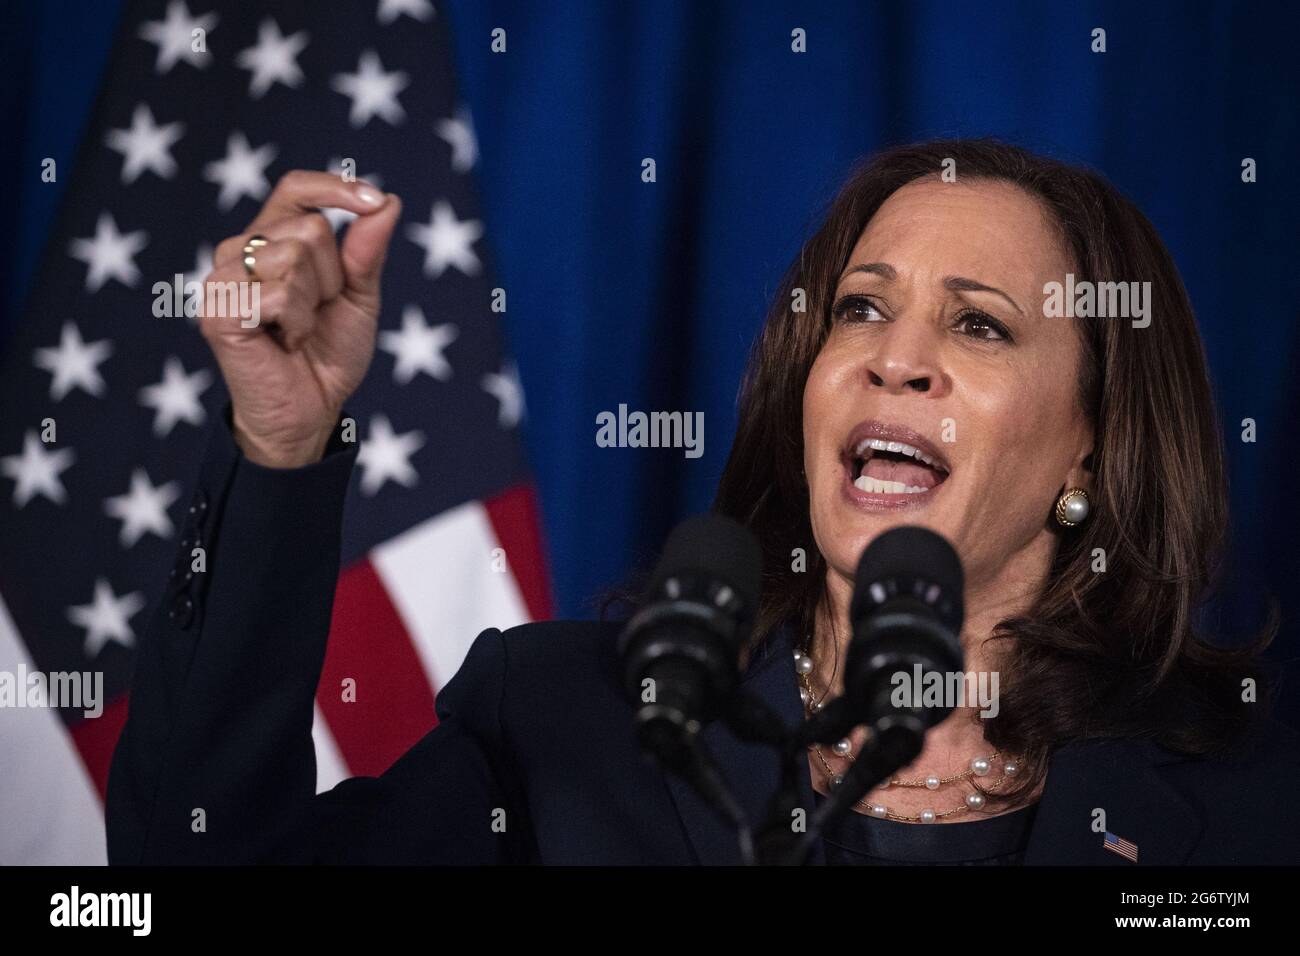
[[1023, 737, 1205, 865], [665, 626, 825, 865]]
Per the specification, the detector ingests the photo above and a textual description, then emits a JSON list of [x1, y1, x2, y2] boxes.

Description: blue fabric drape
[[4, 1, 1297, 724]]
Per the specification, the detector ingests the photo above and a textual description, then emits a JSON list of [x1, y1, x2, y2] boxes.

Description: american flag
[[1102, 830, 1139, 863], [0, 0, 553, 864]]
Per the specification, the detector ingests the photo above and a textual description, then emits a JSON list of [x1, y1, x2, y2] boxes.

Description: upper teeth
[[853, 437, 944, 471]]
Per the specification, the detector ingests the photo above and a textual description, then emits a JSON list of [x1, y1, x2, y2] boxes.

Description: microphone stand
[[716, 689, 930, 865], [721, 690, 803, 866], [776, 717, 925, 865], [646, 719, 757, 862]]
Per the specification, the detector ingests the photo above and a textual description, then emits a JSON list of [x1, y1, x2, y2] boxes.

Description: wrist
[[232, 416, 336, 470]]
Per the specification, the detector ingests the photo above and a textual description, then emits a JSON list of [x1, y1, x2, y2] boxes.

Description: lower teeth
[[854, 475, 928, 495]]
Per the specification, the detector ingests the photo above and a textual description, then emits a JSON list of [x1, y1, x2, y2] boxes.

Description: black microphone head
[[841, 525, 966, 736], [850, 525, 963, 629], [647, 513, 762, 614], [620, 514, 763, 762]]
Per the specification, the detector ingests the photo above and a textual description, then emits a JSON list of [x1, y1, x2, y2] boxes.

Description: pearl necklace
[[794, 647, 1021, 823]]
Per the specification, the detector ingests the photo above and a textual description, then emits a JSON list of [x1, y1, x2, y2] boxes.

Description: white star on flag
[[138, 0, 218, 74], [203, 131, 277, 211], [68, 212, 148, 292], [406, 199, 483, 278], [436, 106, 477, 173], [1, 431, 75, 508], [357, 414, 426, 496], [482, 360, 524, 428], [139, 356, 212, 437], [331, 49, 409, 128], [377, 0, 436, 25], [33, 321, 113, 401], [236, 19, 309, 99], [104, 468, 181, 548], [104, 104, 184, 184], [323, 159, 383, 231], [379, 305, 458, 384], [66, 578, 146, 658]]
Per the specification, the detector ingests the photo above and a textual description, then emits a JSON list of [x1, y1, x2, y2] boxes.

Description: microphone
[[800, 525, 965, 747], [782, 526, 966, 864], [617, 513, 762, 772], [844, 524, 966, 734]]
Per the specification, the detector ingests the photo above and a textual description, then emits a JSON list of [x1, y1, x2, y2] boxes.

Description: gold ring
[[241, 235, 269, 277]]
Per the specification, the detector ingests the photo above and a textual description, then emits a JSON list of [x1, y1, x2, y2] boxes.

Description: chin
[[815, 478, 969, 579]]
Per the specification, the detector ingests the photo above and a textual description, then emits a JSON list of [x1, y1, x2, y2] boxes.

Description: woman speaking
[[105, 139, 1300, 865]]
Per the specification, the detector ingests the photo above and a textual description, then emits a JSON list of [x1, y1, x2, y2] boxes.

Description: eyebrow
[[840, 262, 897, 281], [943, 276, 1025, 317], [838, 262, 1024, 316]]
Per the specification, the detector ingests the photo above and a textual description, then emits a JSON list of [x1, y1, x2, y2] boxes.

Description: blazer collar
[[663, 626, 1207, 866], [664, 624, 825, 865], [1023, 736, 1205, 865]]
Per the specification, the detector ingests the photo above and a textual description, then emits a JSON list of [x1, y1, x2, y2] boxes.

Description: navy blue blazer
[[106, 415, 1300, 865]]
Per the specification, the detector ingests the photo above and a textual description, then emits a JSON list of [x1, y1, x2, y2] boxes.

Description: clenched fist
[[199, 170, 402, 468]]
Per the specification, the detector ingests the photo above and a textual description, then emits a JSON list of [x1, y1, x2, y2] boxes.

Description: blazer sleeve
[[105, 409, 524, 864]]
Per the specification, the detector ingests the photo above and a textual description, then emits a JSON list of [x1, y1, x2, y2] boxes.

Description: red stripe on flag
[[484, 483, 555, 621], [69, 693, 130, 800], [317, 558, 439, 777]]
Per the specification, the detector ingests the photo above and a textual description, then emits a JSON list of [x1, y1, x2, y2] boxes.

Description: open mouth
[[843, 428, 951, 498]]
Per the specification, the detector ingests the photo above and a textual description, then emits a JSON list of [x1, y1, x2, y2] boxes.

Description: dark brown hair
[[712, 138, 1271, 803]]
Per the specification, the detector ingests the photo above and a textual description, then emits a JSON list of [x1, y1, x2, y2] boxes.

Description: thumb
[[340, 193, 402, 300]]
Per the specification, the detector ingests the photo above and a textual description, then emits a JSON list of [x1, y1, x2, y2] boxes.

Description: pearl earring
[[1054, 487, 1090, 527]]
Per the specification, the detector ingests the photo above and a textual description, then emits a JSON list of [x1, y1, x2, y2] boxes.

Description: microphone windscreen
[[850, 525, 963, 622], [648, 513, 763, 613]]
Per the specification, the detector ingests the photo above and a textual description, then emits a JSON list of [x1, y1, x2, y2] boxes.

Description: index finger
[[248, 170, 386, 231]]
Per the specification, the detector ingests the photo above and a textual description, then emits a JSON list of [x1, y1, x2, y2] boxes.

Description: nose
[[864, 320, 949, 396]]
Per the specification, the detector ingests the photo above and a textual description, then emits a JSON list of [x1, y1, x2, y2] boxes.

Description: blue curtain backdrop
[[4, 1, 1297, 722]]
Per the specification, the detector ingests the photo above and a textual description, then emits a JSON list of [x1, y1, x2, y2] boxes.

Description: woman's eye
[[954, 310, 1011, 341], [832, 295, 884, 322]]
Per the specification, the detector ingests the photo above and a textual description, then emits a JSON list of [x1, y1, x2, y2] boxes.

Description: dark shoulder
[[490, 618, 625, 695], [1193, 712, 1300, 778], [1070, 710, 1300, 780], [485, 619, 640, 758], [1157, 716, 1300, 862], [1119, 713, 1300, 796], [495, 618, 623, 662], [438, 619, 621, 710], [437, 619, 626, 742]]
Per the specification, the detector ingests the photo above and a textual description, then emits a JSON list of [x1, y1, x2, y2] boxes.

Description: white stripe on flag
[[312, 701, 349, 791], [0, 592, 108, 865], [371, 499, 531, 690]]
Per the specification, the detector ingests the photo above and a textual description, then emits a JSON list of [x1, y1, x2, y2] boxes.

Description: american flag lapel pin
[[1102, 831, 1139, 862]]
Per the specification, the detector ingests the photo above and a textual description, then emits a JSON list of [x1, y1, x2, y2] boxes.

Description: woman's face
[[802, 177, 1093, 598]]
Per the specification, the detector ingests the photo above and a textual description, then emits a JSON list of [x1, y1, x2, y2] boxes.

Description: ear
[[1067, 424, 1096, 492]]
